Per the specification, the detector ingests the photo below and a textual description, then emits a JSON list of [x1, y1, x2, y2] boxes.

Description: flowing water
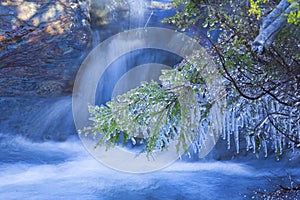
[[1, 129, 299, 200], [1, 131, 296, 200], [1, 0, 300, 199]]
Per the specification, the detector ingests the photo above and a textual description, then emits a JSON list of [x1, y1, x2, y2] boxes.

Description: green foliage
[[247, 0, 300, 24], [80, 60, 213, 155], [162, 1, 200, 31], [287, 1, 300, 25], [80, 80, 176, 153], [248, 0, 268, 19]]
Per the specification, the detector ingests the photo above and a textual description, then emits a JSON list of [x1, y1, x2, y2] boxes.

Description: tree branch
[[252, 0, 297, 54]]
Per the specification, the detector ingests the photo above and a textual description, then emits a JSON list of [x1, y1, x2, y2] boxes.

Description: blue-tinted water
[[1, 1, 299, 199], [1, 134, 299, 200]]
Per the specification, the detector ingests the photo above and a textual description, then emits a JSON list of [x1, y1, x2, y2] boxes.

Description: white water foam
[[1, 135, 300, 200]]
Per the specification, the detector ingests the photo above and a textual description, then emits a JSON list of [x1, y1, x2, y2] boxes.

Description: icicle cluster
[[221, 94, 300, 159]]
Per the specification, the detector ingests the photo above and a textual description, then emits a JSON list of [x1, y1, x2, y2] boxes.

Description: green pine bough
[[79, 61, 212, 155]]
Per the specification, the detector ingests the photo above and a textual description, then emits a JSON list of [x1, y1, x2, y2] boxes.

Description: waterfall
[[127, 0, 147, 29]]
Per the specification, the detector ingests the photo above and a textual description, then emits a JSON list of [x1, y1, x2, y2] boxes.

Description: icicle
[[231, 108, 235, 135], [223, 111, 229, 140], [131, 137, 136, 145], [284, 123, 291, 147], [187, 152, 191, 159], [245, 134, 251, 151], [273, 125, 278, 153], [219, 103, 225, 136], [251, 136, 256, 154], [220, 103, 226, 140], [226, 109, 234, 150], [234, 114, 239, 154], [240, 114, 244, 128], [192, 143, 197, 154], [278, 133, 283, 155], [227, 126, 231, 150], [262, 139, 267, 158], [288, 110, 294, 148], [222, 124, 226, 140], [298, 122, 300, 143]]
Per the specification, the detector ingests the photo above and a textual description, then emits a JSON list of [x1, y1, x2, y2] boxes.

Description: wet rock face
[[89, 0, 130, 47], [90, 0, 129, 27], [0, 0, 92, 97]]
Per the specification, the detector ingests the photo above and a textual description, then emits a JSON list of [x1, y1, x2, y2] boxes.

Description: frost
[[80, 49, 299, 159]]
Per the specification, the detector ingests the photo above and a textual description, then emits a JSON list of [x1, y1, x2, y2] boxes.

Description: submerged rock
[[0, 0, 92, 97]]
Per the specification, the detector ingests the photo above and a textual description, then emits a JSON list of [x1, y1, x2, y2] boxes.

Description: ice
[[234, 113, 240, 154], [131, 137, 137, 145], [251, 136, 256, 154], [297, 120, 300, 142], [262, 139, 267, 158]]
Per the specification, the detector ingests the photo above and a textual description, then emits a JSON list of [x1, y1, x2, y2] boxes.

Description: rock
[[0, 0, 92, 97], [89, 0, 130, 47], [90, 0, 129, 27]]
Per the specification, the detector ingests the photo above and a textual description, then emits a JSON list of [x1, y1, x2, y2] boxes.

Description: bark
[[252, 0, 297, 55]]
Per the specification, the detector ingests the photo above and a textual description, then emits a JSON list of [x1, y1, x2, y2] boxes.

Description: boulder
[[0, 0, 92, 97]]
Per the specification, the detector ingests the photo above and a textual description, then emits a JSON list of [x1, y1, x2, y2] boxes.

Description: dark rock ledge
[[0, 0, 92, 97]]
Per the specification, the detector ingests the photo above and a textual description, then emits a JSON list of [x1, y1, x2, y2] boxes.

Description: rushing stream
[[0, 130, 298, 200], [1, 0, 299, 199], [1, 129, 299, 200]]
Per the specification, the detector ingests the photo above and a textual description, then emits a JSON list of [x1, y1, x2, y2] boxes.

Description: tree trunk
[[251, 0, 297, 55]]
